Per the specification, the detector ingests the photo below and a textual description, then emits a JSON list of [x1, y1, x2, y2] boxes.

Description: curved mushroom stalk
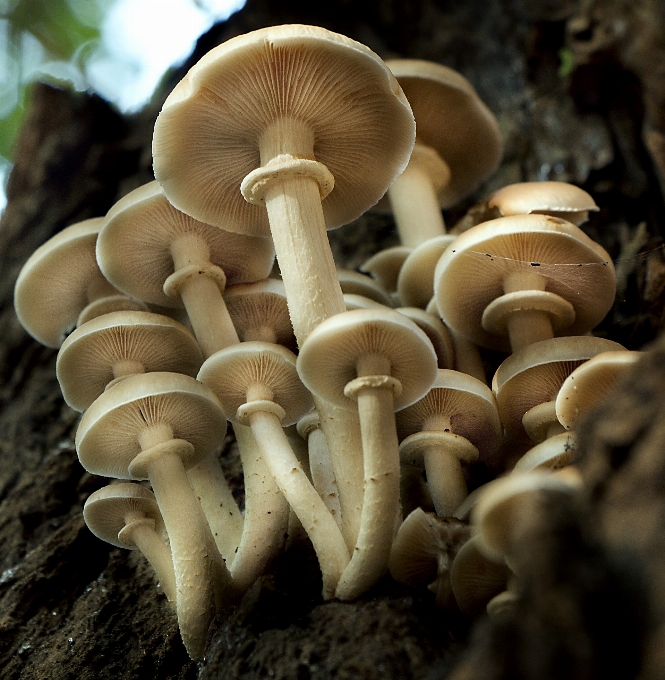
[[230, 423, 290, 592]]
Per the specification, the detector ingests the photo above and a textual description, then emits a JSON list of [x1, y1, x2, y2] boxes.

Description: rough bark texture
[[2, 0, 665, 678]]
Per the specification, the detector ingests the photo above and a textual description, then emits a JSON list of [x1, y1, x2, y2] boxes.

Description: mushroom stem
[[187, 452, 244, 565], [230, 423, 290, 592], [423, 440, 473, 517], [120, 518, 177, 603], [449, 328, 486, 383], [387, 143, 450, 248], [335, 353, 401, 601], [244, 406, 350, 599], [299, 412, 343, 527], [169, 233, 239, 358], [139, 441, 222, 660], [502, 270, 553, 352]]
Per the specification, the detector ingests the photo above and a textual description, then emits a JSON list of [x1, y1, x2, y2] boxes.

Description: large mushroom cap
[[56, 311, 203, 412], [197, 341, 313, 426], [14, 218, 144, 348], [98, 181, 275, 308], [386, 59, 503, 208], [434, 214, 616, 351], [83, 483, 167, 549], [76, 372, 227, 480], [492, 336, 625, 439], [297, 308, 438, 411], [153, 24, 416, 236]]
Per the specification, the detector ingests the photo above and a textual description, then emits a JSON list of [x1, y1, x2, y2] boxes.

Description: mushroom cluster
[[14, 23, 633, 659]]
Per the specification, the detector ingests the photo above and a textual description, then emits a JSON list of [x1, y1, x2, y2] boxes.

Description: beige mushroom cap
[[296, 308, 438, 411], [197, 341, 313, 426], [488, 181, 599, 226], [397, 235, 456, 309], [360, 246, 412, 293], [386, 59, 503, 208], [56, 311, 203, 412], [492, 336, 625, 439], [223, 279, 295, 349], [83, 483, 166, 549], [388, 507, 470, 589], [153, 25, 416, 236], [76, 372, 227, 480], [396, 369, 502, 461], [14, 218, 145, 348], [512, 431, 577, 472], [472, 471, 580, 563], [395, 308, 455, 369], [433, 214, 616, 351], [97, 181, 275, 307], [450, 535, 511, 617], [555, 350, 642, 430], [337, 270, 393, 307]]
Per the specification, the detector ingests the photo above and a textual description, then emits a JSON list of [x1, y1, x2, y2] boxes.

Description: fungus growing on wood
[[84, 483, 176, 603], [14, 218, 147, 348], [434, 214, 616, 352]]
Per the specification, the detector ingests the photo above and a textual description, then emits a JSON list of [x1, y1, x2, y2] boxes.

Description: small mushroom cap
[[492, 336, 625, 439], [360, 246, 413, 293], [555, 350, 642, 430], [197, 341, 313, 426], [433, 214, 616, 350], [512, 431, 577, 473], [57, 311, 203, 412], [337, 270, 393, 306], [97, 181, 275, 307], [14, 218, 140, 348], [397, 235, 456, 309], [386, 59, 503, 207], [343, 294, 389, 311], [472, 471, 580, 562], [296, 308, 438, 411], [396, 369, 502, 461], [223, 279, 296, 350], [389, 507, 470, 587], [76, 372, 227, 480], [488, 181, 599, 226], [153, 25, 416, 236], [83, 483, 166, 549], [395, 308, 455, 369], [450, 536, 511, 617]]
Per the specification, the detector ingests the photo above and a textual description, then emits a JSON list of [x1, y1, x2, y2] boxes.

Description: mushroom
[[14, 218, 147, 348], [388, 507, 470, 608], [197, 341, 349, 599], [297, 308, 438, 600], [223, 279, 296, 350], [97, 181, 275, 359], [395, 307, 455, 369], [434, 214, 616, 352], [337, 270, 394, 307], [76, 372, 236, 659], [56, 310, 203, 411], [360, 246, 413, 297], [397, 234, 456, 309], [555, 350, 642, 430], [396, 369, 502, 517], [381, 59, 503, 248], [152, 26, 415, 551], [83, 483, 176, 603]]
